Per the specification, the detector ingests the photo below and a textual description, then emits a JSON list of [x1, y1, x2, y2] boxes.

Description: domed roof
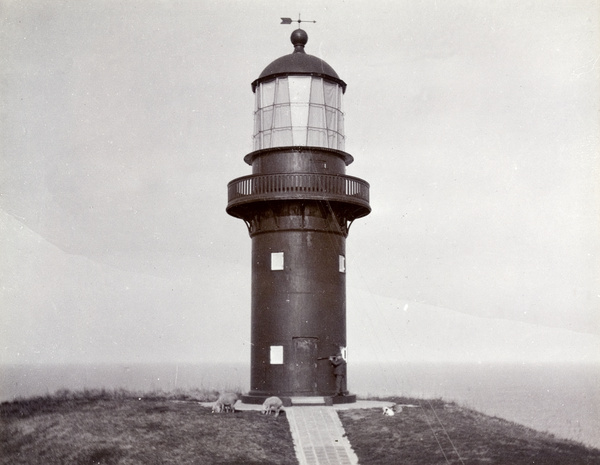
[[251, 29, 346, 93]]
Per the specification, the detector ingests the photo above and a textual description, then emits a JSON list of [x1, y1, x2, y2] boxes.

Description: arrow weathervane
[[281, 14, 316, 26]]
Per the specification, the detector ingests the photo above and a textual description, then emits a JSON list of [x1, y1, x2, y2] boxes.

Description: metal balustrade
[[227, 173, 370, 211]]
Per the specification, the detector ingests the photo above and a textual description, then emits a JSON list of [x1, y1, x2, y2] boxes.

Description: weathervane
[[280, 14, 316, 26]]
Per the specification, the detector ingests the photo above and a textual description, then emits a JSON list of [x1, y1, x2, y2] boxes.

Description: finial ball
[[290, 28, 308, 48]]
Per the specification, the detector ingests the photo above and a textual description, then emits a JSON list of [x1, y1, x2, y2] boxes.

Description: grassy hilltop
[[339, 398, 600, 465], [1, 389, 599, 465]]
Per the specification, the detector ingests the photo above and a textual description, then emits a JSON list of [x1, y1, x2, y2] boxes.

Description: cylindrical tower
[[227, 29, 370, 404]]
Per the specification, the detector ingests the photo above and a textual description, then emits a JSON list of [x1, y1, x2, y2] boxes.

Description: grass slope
[[2, 391, 599, 465], [339, 397, 600, 465], [0, 390, 297, 465]]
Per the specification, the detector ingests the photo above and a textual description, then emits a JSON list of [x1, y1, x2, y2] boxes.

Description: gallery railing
[[227, 173, 370, 211]]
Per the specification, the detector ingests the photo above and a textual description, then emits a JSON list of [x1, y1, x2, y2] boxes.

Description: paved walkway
[[286, 406, 359, 465], [201, 399, 395, 465]]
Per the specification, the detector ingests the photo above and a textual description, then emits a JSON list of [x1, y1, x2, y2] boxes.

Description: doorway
[[292, 337, 317, 393]]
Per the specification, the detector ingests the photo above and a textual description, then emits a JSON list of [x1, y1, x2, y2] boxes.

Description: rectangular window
[[270, 345, 283, 364], [339, 255, 346, 273], [271, 252, 284, 270]]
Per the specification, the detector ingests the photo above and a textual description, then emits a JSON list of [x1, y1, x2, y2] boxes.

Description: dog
[[383, 406, 395, 416]]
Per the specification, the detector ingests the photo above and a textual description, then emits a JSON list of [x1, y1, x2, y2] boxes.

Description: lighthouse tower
[[227, 28, 370, 404]]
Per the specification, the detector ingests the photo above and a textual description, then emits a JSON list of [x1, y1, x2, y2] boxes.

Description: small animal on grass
[[261, 396, 283, 416], [212, 392, 238, 413], [383, 404, 402, 416]]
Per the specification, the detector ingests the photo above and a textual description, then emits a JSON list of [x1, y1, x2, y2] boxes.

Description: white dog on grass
[[383, 404, 403, 416]]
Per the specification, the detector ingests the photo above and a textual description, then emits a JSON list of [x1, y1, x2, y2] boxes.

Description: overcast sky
[[1, 0, 599, 365]]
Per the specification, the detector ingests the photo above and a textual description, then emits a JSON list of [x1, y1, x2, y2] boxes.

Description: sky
[[1, 0, 599, 366]]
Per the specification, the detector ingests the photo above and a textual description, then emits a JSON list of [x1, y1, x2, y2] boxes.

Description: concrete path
[[285, 406, 359, 465]]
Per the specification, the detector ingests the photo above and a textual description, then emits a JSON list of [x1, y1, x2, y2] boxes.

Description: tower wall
[[249, 206, 346, 396]]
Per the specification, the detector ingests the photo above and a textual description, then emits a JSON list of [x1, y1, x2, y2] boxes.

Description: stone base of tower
[[241, 393, 356, 407]]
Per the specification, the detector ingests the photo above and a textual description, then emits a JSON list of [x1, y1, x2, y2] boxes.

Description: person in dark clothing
[[329, 354, 347, 396]]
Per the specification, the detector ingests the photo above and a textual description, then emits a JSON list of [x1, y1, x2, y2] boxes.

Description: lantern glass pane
[[292, 127, 308, 146], [275, 77, 290, 103], [326, 108, 337, 132], [307, 128, 327, 147], [273, 104, 291, 128], [290, 103, 309, 136], [262, 107, 273, 131], [324, 81, 337, 107], [310, 78, 325, 104], [288, 76, 311, 102], [272, 128, 293, 146], [327, 131, 337, 148], [261, 80, 275, 107], [308, 105, 326, 128], [263, 130, 272, 148]]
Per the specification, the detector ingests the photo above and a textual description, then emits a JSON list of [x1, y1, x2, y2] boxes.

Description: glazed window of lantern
[[270, 346, 283, 364], [253, 77, 345, 151]]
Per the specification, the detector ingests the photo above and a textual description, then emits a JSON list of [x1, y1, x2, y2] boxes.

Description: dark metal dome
[[251, 29, 346, 93]]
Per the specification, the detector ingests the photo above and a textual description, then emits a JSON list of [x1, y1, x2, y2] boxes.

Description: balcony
[[227, 173, 370, 219]]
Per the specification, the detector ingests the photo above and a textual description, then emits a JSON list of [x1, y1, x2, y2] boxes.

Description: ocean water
[[1, 362, 598, 449]]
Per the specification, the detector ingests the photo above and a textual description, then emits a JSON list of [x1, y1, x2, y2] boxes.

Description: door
[[292, 337, 317, 393]]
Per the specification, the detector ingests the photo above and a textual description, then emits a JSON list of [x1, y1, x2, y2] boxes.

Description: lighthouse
[[227, 28, 370, 405]]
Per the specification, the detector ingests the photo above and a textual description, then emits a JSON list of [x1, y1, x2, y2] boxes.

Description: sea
[[1, 361, 598, 450]]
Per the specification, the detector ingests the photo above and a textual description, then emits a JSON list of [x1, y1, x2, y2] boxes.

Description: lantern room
[[251, 29, 347, 152]]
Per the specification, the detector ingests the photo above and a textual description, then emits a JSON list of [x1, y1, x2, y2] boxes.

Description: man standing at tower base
[[330, 354, 347, 396]]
